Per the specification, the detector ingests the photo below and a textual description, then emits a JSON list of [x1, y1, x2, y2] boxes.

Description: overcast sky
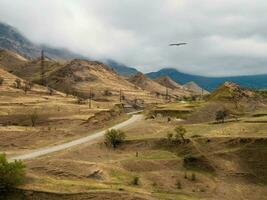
[[0, 0, 267, 76]]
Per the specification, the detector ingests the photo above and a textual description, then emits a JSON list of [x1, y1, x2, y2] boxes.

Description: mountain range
[[0, 21, 266, 92], [146, 68, 267, 91], [0, 22, 83, 60]]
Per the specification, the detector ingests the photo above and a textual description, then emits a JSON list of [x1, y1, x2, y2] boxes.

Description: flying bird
[[169, 43, 187, 46]]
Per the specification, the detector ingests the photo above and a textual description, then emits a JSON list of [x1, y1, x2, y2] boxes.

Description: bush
[[103, 89, 112, 96], [176, 180, 182, 189], [14, 79, 21, 89], [131, 176, 139, 185], [22, 81, 32, 94], [76, 97, 85, 104], [0, 77, 4, 85], [174, 126, 187, 143], [215, 109, 228, 123], [30, 111, 38, 127], [166, 132, 173, 143], [104, 129, 126, 149], [0, 154, 25, 190], [184, 172, 188, 179], [191, 173, 196, 181], [47, 87, 54, 96]]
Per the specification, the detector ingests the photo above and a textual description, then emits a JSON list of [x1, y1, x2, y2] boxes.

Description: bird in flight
[[169, 43, 187, 46]]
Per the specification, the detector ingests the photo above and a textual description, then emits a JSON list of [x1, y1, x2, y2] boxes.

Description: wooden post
[[89, 88, 92, 109], [41, 50, 45, 86], [165, 87, 169, 100]]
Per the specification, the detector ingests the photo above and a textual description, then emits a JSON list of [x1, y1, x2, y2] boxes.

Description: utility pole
[[165, 87, 169, 100], [89, 88, 92, 109], [40, 50, 45, 86], [119, 89, 122, 102]]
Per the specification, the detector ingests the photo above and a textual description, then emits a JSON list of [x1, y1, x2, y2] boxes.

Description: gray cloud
[[0, 0, 266, 76]]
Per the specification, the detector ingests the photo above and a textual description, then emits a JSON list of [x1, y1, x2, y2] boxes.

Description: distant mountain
[[209, 82, 255, 101], [183, 82, 209, 95], [104, 60, 139, 77], [146, 68, 267, 91], [0, 22, 139, 75], [128, 72, 191, 97], [154, 76, 182, 89], [0, 22, 84, 60], [128, 72, 167, 94]]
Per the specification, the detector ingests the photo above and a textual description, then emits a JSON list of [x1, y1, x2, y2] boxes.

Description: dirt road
[[8, 114, 143, 161]]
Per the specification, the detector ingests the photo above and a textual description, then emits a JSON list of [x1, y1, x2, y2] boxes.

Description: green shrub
[[215, 110, 228, 123], [0, 154, 25, 190], [30, 111, 38, 127], [184, 172, 188, 179], [166, 132, 173, 143], [174, 126, 187, 143], [176, 180, 182, 189], [104, 129, 126, 149], [191, 173, 196, 181], [131, 176, 139, 185], [14, 79, 21, 89]]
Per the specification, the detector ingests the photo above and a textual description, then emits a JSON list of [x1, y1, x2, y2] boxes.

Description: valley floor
[[4, 102, 266, 200]]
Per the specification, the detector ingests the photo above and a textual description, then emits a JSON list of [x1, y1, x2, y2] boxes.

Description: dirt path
[[8, 114, 143, 161]]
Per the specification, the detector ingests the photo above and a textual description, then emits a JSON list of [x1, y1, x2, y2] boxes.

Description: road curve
[[8, 114, 143, 162]]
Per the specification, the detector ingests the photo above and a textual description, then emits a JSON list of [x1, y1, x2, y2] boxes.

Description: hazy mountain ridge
[[1, 21, 267, 91], [0, 22, 84, 60], [104, 60, 139, 77], [146, 68, 267, 91]]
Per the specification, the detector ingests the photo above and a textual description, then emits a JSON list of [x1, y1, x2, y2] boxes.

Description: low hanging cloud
[[0, 0, 266, 76]]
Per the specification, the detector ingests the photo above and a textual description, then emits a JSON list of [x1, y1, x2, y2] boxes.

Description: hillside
[[128, 72, 168, 94], [146, 68, 267, 91], [45, 59, 160, 103], [209, 81, 255, 101], [154, 76, 182, 90], [0, 49, 28, 73], [47, 59, 137, 92], [105, 60, 139, 77], [0, 49, 64, 83], [183, 81, 209, 95]]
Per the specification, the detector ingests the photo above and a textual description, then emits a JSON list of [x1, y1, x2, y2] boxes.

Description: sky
[[0, 0, 267, 76]]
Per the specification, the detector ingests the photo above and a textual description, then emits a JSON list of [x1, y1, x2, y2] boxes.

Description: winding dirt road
[[8, 114, 143, 161]]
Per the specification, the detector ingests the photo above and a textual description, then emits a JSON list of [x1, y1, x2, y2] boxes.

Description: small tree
[[22, 81, 31, 94], [191, 173, 196, 181], [131, 176, 139, 185], [176, 180, 182, 189], [174, 126, 187, 143], [166, 132, 173, 143], [14, 79, 21, 89], [0, 77, 4, 85], [104, 129, 126, 149], [0, 154, 25, 190], [76, 97, 85, 104], [215, 110, 228, 123], [47, 87, 54, 96], [104, 89, 112, 96], [30, 111, 38, 127]]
